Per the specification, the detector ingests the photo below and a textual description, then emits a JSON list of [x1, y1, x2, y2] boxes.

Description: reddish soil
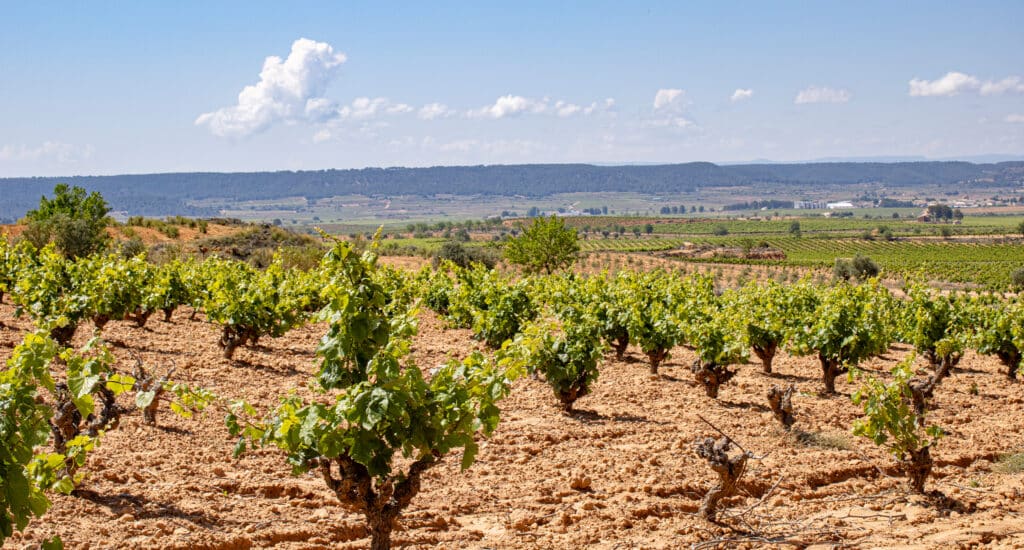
[[3, 297, 1024, 549]]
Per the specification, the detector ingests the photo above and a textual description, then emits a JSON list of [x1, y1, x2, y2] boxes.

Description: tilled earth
[[3, 299, 1024, 549]]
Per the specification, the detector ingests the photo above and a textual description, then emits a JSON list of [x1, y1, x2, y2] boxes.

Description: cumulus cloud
[[908, 71, 980, 97], [337, 97, 412, 119], [794, 86, 851, 104], [0, 141, 94, 163], [653, 88, 684, 109], [1007, 114, 1024, 123], [642, 116, 694, 129], [909, 71, 1024, 97], [466, 95, 611, 119], [467, 95, 550, 118], [646, 90, 694, 129], [195, 38, 347, 137], [554, 98, 615, 117], [980, 77, 1024, 96], [418, 103, 457, 120], [731, 88, 754, 102]]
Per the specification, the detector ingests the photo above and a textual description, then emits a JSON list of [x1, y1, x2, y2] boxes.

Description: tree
[[788, 221, 801, 237], [926, 204, 953, 222], [24, 184, 110, 259], [504, 215, 579, 275]]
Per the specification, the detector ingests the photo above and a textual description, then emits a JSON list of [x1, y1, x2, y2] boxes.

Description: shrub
[[834, 255, 879, 281], [1011, 268, 1024, 289]]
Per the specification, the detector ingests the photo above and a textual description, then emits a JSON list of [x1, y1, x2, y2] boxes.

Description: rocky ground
[[3, 296, 1024, 549]]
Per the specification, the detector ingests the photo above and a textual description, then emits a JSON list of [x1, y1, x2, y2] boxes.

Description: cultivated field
[[4, 302, 1024, 549]]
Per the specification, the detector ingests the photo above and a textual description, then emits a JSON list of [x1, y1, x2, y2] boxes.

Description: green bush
[[433, 241, 498, 270], [1011, 268, 1024, 289], [834, 255, 879, 281]]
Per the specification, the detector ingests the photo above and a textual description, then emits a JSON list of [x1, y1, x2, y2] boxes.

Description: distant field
[[574, 233, 1024, 289]]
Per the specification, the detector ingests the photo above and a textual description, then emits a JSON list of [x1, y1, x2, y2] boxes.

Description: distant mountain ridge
[[1, 161, 1021, 220]]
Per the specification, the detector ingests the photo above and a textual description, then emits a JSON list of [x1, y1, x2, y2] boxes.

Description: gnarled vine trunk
[[646, 348, 668, 375], [50, 324, 77, 347], [557, 376, 590, 413], [130, 308, 153, 328], [901, 446, 932, 493], [92, 314, 111, 333], [818, 354, 847, 394], [133, 363, 174, 426], [908, 351, 961, 416], [753, 342, 778, 374], [767, 384, 795, 430], [612, 332, 629, 360], [690, 360, 736, 398], [220, 326, 249, 360], [162, 306, 175, 322], [318, 453, 440, 550], [995, 349, 1022, 382], [694, 436, 750, 522]]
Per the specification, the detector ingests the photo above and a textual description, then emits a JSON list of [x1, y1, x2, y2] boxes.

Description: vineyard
[[575, 235, 1024, 289], [2, 236, 1024, 548]]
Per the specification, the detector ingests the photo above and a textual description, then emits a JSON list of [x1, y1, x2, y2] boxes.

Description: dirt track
[[3, 298, 1024, 549]]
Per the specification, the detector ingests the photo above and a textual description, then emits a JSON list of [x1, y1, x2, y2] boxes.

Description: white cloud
[[908, 71, 980, 97], [195, 38, 347, 137], [908, 71, 1024, 97], [555, 100, 584, 117], [731, 88, 754, 102], [554, 98, 614, 117], [418, 103, 456, 120], [653, 88, 684, 109], [647, 91, 693, 129], [468, 95, 549, 118], [338, 97, 411, 119], [466, 95, 609, 119], [794, 86, 851, 104], [981, 77, 1024, 96], [643, 116, 694, 129], [1007, 114, 1024, 123], [0, 141, 94, 163]]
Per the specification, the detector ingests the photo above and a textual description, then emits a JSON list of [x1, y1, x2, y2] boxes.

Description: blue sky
[[1, 1, 1022, 176]]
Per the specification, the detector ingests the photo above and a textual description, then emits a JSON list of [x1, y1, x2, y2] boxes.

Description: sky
[[1, 1, 1022, 177]]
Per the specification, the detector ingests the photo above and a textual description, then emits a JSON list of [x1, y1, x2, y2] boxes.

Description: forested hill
[[1, 161, 1022, 220]]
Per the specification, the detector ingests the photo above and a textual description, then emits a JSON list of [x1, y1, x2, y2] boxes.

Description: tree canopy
[[503, 215, 579, 275], [23, 184, 110, 258]]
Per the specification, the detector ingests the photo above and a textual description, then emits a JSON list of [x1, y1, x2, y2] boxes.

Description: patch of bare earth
[[2, 298, 1024, 548]]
